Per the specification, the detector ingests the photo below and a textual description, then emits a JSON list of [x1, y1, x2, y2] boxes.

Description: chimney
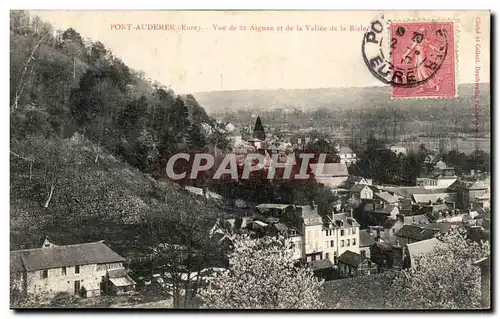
[[471, 169, 475, 177], [350, 208, 354, 219]]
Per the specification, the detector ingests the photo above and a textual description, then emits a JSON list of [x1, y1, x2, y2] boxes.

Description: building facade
[[10, 239, 135, 297], [298, 205, 360, 265]]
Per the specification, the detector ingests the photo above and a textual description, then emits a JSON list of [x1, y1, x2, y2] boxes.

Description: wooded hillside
[[10, 10, 226, 255]]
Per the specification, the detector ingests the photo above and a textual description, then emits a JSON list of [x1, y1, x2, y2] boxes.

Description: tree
[[11, 35, 44, 110], [11, 136, 77, 208], [146, 201, 224, 308], [199, 235, 324, 309], [390, 228, 490, 309], [306, 138, 339, 163]]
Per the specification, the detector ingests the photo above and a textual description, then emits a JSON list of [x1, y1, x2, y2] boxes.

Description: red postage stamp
[[389, 21, 456, 99]]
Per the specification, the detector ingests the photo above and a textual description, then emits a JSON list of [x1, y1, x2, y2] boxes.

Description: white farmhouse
[[10, 238, 135, 297]]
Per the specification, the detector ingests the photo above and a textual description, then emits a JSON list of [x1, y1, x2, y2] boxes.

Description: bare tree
[[12, 36, 44, 110]]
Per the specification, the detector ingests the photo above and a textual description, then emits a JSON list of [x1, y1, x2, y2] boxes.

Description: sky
[[32, 10, 490, 94]]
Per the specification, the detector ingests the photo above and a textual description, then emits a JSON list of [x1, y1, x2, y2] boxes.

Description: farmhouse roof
[[10, 241, 125, 272]]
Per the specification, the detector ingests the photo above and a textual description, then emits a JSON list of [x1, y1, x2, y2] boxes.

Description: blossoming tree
[[199, 235, 324, 309], [390, 228, 490, 309]]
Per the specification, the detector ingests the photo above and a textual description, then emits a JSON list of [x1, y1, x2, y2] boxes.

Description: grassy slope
[[10, 134, 222, 257]]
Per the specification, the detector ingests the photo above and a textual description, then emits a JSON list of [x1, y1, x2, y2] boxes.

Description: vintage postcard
[[10, 10, 490, 309]]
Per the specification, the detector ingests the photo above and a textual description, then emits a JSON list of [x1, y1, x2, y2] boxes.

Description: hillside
[[10, 134, 224, 256], [194, 84, 490, 114], [9, 11, 226, 257]]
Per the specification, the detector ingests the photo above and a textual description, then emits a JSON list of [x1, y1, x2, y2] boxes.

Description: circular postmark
[[362, 14, 450, 88]]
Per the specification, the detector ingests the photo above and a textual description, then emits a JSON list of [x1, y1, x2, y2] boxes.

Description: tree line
[[350, 137, 490, 186]]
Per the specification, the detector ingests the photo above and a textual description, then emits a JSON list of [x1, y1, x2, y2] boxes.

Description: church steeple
[[252, 116, 266, 140]]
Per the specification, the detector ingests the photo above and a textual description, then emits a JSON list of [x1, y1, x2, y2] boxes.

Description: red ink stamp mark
[[390, 21, 456, 98]]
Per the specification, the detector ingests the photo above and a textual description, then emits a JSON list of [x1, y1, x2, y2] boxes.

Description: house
[[338, 250, 377, 277], [288, 205, 360, 265], [224, 122, 236, 132], [416, 175, 457, 189], [449, 178, 490, 210], [411, 192, 457, 206], [398, 198, 414, 214], [104, 267, 136, 295], [394, 225, 437, 245], [247, 137, 263, 150], [349, 184, 374, 200], [229, 130, 242, 144], [380, 186, 457, 208], [416, 161, 458, 189], [402, 214, 430, 226], [337, 146, 357, 166], [10, 238, 134, 297], [332, 213, 361, 259], [405, 237, 440, 268], [255, 203, 294, 218], [184, 186, 223, 201], [381, 218, 404, 244], [267, 222, 303, 260], [369, 242, 404, 270], [309, 163, 349, 188], [347, 176, 373, 187], [421, 222, 465, 235], [473, 256, 491, 309], [359, 230, 376, 259], [309, 259, 337, 280], [425, 209, 474, 223], [373, 192, 399, 207], [224, 216, 251, 232], [373, 205, 399, 219]]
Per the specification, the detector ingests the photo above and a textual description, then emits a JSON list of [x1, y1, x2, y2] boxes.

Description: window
[[325, 230, 329, 236], [352, 228, 356, 234], [353, 238, 356, 245], [341, 229, 345, 236], [311, 255, 316, 261], [75, 265, 80, 274], [330, 240, 334, 247], [361, 250, 366, 257], [61, 267, 66, 276], [40, 270, 48, 279], [392, 228, 396, 234], [341, 240, 345, 247], [347, 239, 350, 246], [325, 253, 329, 260]]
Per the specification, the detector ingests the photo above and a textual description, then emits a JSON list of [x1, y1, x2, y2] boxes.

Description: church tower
[[252, 116, 266, 141]]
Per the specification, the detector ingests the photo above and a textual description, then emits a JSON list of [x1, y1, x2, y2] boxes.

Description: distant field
[[403, 138, 490, 154]]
